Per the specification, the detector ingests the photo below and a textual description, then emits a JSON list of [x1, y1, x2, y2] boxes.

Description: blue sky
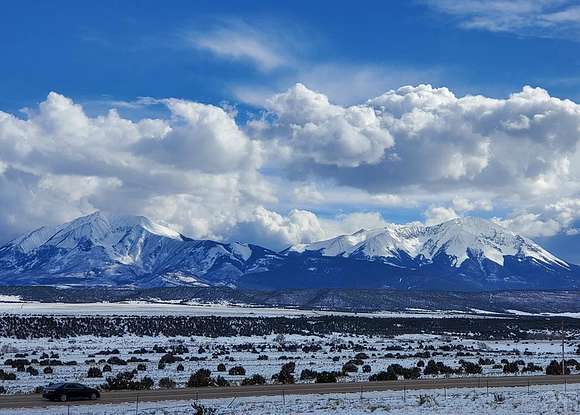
[[1, 1, 580, 261], [2, 0, 579, 110]]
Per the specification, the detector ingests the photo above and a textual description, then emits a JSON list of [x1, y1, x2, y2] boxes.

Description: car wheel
[[90, 393, 97, 400], [59, 394, 67, 402]]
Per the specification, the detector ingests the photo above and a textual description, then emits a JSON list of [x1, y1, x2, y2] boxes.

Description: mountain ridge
[[287, 216, 569, 270], [0, 211, 578, 291]]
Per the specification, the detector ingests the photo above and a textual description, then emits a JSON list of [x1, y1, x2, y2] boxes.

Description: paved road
[[0, 374, 577, 410]]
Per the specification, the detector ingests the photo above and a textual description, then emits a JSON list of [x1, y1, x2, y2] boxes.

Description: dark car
[[43, 383, 100, 401]]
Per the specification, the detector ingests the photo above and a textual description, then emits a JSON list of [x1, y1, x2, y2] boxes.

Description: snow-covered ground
[[0, 300, 514, 318], [1, 384, 578, 414], [0, 332, 577, 394], [0, 297, 578, 319]]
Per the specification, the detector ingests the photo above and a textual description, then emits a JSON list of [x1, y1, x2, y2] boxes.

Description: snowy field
[[0, 299, 513, 318], [0, 332, 578, 394], [0, 384, 578, 414]]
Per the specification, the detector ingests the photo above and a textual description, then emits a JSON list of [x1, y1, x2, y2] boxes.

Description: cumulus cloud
[[256, 83, 580, 209], [0, 92, 269, 244], [229, 207, 325, 249], [2, 82, 580, 249], [255, 83, 394, 167], [135, 98, 260, 173]]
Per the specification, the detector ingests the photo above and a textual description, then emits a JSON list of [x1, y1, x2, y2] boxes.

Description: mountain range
[[0, 211, 578, 291]]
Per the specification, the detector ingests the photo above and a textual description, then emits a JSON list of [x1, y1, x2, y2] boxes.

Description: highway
[[0, 374, 577, 410]]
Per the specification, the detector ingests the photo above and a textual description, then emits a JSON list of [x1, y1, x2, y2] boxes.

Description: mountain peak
[[0, 212, 278, 288], [289, 216, 568, 270], [0, 213, 577, 290], [11, 211, 182, 254]]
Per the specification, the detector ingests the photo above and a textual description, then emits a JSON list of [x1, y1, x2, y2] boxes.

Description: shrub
[[362, 364, 371, 373], [159, 377, 176, 389], [104, 371, 154, 391], [423, 360, 458, 376], [503, 362, 519, 374], [272, 362, 295, 384], [87, 367, 103, 378], [369, 369, 397, 381], [0, 369, 16, 380], [214, 376, 230, 387], [300, 369, 318, 380], [522, 363, 543, 373], [342, 362, 358, 373], [102, 364, 112, 372], [106, 356, 127, 366], [241, 374, 266, 386], [315, 371, 338, 383], [459, 360, 482, 375], [546, 360, 570, 375], [217, 363, 226, 372], [160, 354, 183, 365], [43, 366, 53, 374], [137, 363, 147, 371], [228, 366, 246, 376], [387, 364, 421, 379], [140, 376, 154, 390], [187, 369, 213, 388], [192, 404, 218, 415], [417, 395, 437, 407]]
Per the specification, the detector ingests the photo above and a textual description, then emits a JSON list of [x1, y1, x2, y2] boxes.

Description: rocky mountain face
[[0, 212, 578, 290]]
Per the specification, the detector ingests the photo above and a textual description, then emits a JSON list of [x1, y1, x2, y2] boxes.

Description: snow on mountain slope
[[0, 213, 576, 290], [12, 211, 182, 256], [288, 217, 569, 270], [0, 212, 279, 287]]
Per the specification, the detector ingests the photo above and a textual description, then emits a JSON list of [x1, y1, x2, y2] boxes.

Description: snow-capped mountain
[[0, 211, 281, 287], [288, 217, 569, 270], [0, 213, 578, 290], [265, 216, 578, 291]]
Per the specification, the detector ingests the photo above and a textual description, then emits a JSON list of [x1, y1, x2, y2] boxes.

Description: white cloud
[[0, 92, 269, 244], [424, 206, 459, 225], [2, 82, 580, 249], [187, 20, 289, 71], [424, 0, 580, 40], [136, 98, 261, 173], [452, 196, 493, 212], [493, 213, 563, 237], [319, 212, 390, 237], [258, 83, 394, 167], [292, 183, 325, 204], [229, 207, 325, 249], [257, 83, 580, 206]]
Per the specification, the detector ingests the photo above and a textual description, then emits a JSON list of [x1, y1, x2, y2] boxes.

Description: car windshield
[[48, 383, 66, 389]]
